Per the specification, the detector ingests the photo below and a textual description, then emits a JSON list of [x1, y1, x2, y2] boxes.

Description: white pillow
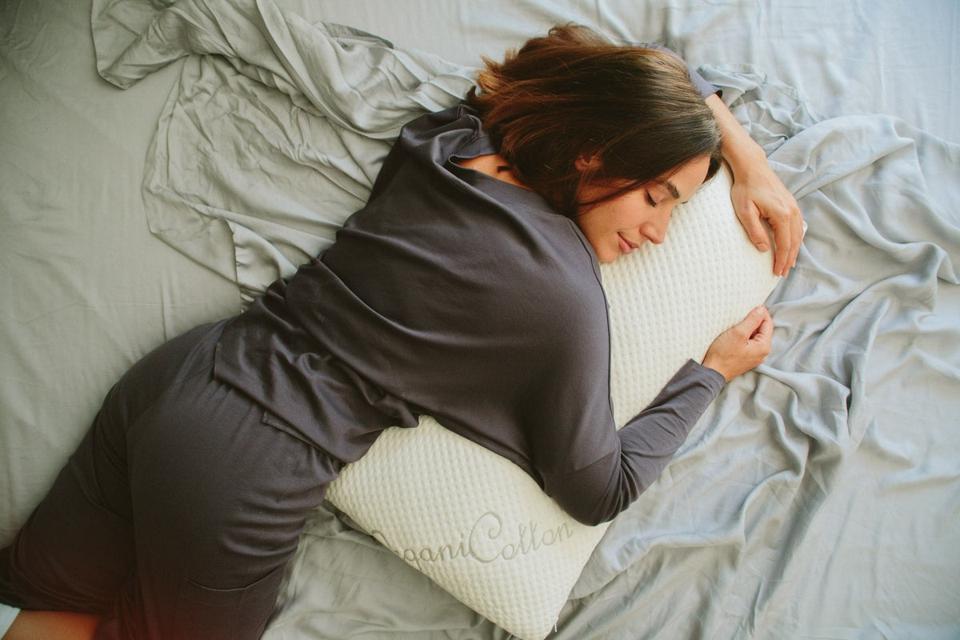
[[324, 166, 782, 640]]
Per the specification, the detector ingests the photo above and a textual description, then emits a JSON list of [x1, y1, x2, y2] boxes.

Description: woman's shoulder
[[397, 102, 483, 151]]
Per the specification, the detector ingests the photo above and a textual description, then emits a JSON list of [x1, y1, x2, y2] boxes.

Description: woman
[[0, 24, 801, 640]]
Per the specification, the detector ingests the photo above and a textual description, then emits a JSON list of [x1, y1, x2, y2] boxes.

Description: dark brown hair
[[465, 24, 722, 217]]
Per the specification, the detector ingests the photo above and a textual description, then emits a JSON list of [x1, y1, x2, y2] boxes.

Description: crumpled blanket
[[92, 0, 960, 636], [94, 0, 476, 302]]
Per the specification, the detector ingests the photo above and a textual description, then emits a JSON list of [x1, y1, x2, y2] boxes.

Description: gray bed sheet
[[0, 0, 241, 538], [2, 0, 958, 638]]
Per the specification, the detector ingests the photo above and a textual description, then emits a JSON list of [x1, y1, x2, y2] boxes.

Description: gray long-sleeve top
[[215, 84, 725, 527]]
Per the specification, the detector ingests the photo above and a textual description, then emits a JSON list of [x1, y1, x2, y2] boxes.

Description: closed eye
[[645, 191, 657, 207]]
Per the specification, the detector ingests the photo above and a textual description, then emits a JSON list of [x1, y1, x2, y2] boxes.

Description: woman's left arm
[[706, 93, 804, 277]]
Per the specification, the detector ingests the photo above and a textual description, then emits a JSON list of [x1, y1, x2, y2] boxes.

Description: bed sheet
[[304, 0, 960, 146], [0, 0, 241, 544], [2, 0, 959, 639]]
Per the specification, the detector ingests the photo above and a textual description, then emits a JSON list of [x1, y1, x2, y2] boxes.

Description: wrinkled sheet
[[1, 0, 957, 637], [92, 0, 477, 302]]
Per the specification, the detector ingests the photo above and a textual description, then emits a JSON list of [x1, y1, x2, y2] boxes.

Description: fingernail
[[758, 243, 769, 251]]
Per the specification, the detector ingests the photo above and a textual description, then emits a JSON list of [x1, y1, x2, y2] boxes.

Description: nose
[[645, 225, 666, 244], [642, 210, 671, 244]]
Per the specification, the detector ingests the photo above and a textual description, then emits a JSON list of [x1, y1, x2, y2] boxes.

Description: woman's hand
[[729, 162, 803, 277], [706, 94, 803, 277], [701, 306, 773, 382]]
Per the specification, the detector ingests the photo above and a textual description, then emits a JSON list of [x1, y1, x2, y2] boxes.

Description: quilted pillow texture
[[325, 166, 782, 639]]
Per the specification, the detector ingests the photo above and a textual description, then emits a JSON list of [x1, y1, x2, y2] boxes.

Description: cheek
[[612, 206, 650, 231]]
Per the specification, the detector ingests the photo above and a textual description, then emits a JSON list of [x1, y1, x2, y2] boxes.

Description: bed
[[2, 0, 958, 638]]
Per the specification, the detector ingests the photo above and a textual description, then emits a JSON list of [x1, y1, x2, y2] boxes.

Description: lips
[[617, 233, 640, 253]]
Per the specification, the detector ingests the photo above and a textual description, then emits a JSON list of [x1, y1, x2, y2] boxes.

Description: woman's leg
[[1, 319, 340, 638], [0, 322, 227, 632], [0, 322, 227, 614], [92, 367, 340, 640], [4, 610, 100, 640], [0, 367, 144, 613]]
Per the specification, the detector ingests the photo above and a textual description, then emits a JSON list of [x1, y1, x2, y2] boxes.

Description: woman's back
[[214, 103, 607, 479], [214, 102, 726, 526]]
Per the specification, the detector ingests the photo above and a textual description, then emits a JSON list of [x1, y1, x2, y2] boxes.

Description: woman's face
[[575, 155, 712, 264]]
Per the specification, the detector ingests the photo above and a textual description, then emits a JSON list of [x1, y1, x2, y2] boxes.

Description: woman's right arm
[[540, 359, 727, 526], [532, 306, 773, 526]]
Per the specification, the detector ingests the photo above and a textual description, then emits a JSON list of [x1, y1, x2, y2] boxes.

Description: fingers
[[728, 160, 804, 276], [789, 206, 804, 269], [739, 305, 768, 334], [771, 197, 805, 276], [750, 313, 773, 345], [734, 199, 770, 252], [703, 306, 774, 381], [740, 305, 773, 353], [771, 224, 789, 277], [734, 194, 800, 277]]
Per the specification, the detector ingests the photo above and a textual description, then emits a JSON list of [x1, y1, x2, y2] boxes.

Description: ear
[[575, 153, 603, 172]]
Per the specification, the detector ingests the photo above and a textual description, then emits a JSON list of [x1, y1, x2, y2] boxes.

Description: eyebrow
[[655, 179, 682, 201]]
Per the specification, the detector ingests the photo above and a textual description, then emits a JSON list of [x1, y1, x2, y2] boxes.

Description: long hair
[[465, 24, 722, 217]]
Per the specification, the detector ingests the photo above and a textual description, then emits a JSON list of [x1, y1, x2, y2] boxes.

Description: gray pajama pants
[[0, 319, 342, 639]]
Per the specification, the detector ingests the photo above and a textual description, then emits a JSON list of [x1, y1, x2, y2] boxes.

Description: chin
[[586, 238, 620, 264]]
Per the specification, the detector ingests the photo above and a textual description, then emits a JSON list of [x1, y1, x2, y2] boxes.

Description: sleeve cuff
[[690, 71, 722, 101], [679, 358, 727, 394], [640, 42, 719, 99]]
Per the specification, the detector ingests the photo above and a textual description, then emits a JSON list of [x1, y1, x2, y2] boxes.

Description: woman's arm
[[706, 93, 804, 277], [537, 306, 772, 526], [646, 44, 802, 276], [541, 359, 726, 526]]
